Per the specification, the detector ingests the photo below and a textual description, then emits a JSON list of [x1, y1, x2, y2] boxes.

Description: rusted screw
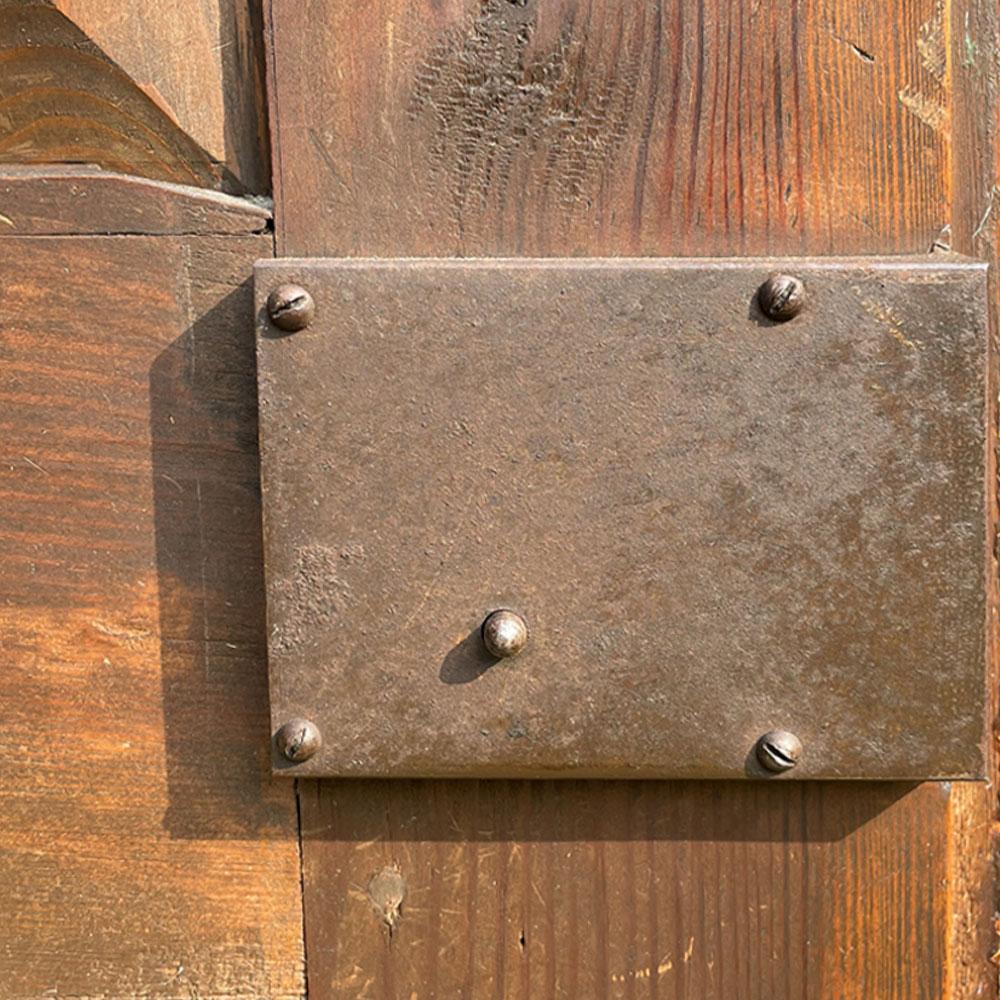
[[267, 283, 315, 332], [755, 730, 803, 773], [481, 610, 529, 659], [275, 718, 322, 762], [757, 274, 806, 322]]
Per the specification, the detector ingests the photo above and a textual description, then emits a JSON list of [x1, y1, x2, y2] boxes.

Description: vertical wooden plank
[[0, 181, 302, 996], [267, 0, 947, 258], [263, 0, 996, 996], [948, 0, 1000, 995], [299, 781, 948, 999]]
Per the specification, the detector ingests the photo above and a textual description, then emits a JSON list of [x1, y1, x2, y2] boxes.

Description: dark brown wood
[[263, 0, 1000, 994], [0, 1, 269, 193], [0, 166, 271, 235], [0, 184, 302, 995], [948, 1, 1000, 997]]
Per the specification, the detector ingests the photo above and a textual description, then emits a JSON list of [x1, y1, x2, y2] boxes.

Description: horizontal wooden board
[[0, 167, 271, 236]]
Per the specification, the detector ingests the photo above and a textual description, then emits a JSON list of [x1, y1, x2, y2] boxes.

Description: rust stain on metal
[[255, 256, 989, 781]]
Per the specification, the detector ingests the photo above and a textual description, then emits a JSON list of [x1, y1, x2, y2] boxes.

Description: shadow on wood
[[149, 279, 296, 840]]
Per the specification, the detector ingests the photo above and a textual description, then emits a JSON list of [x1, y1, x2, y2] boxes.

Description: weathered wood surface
[[949, 2, 1000, 997], [0, 184, 302, 996], [0, 166, 271, 235], [300, 780, 948, 1000], [0, 1, 268, 193], [264, 0, 1000, 996], [267, 0, 950, 258]]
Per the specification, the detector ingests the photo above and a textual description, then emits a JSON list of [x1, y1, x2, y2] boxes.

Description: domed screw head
[[756, 730, 803, 773], [267, 283, 315, 332], [757, 274, 806, 322], [481, 610, 529, 659], [275, 718, 322, 763]]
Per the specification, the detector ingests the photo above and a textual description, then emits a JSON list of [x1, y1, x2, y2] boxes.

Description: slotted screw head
[[481, 610, 529, 659], [267, 284, 315, 332], [756, 730, 802, 773], [275, 718, 322, 762], [757, 274, 806, 321]]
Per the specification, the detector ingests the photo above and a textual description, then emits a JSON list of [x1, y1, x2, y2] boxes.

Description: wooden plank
[[299, 780, 948, 999], [0, 167, 271, 236], [0, 220, 303, 996], [0, 1, 268, 194], [267, 0, 949, 258], [263, 0, 998, 995], [947, 0, 1000, 995]]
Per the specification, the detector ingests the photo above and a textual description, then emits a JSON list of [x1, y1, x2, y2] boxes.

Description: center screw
[[481, 610, 529, 659]]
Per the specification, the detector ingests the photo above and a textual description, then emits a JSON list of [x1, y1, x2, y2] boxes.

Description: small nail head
[[267, 283, 315, 332], [275, 717, 322, 762], [482, 610, 529, 659], [756, 730, 802, 773], [757, 274, 806, 321]]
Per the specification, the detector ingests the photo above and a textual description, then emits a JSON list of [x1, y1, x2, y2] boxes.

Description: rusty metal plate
[[255, 257, 989, 780]]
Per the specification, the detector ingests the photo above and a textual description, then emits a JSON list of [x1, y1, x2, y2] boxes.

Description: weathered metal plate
[[255, 257, 988, 779]]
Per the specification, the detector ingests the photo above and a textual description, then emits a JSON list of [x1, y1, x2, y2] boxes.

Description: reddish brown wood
[[0, 0, 989, 990], [948, 1, 1000, 996], [300, 779, 948, 999], [267, 0, 949, 259], [0, 186, 302, 995]]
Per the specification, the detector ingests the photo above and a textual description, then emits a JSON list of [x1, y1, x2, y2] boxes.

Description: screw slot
[[267, 283, 315, 332], [755, 730, 802, 773], [757, 274, 805, 322], [275, 718, 322, 762]]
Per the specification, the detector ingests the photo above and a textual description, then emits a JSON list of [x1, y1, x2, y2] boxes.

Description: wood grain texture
[[53, 0, 270, 193], [268, 0, 950, 258], [0, 166, 271, 235], [948, 1, 1000, 997], [0, 1, 269, 193], [0, 195, 302, 996], [300, 780, 949, 1000], [264, 0, 1000, 995]]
